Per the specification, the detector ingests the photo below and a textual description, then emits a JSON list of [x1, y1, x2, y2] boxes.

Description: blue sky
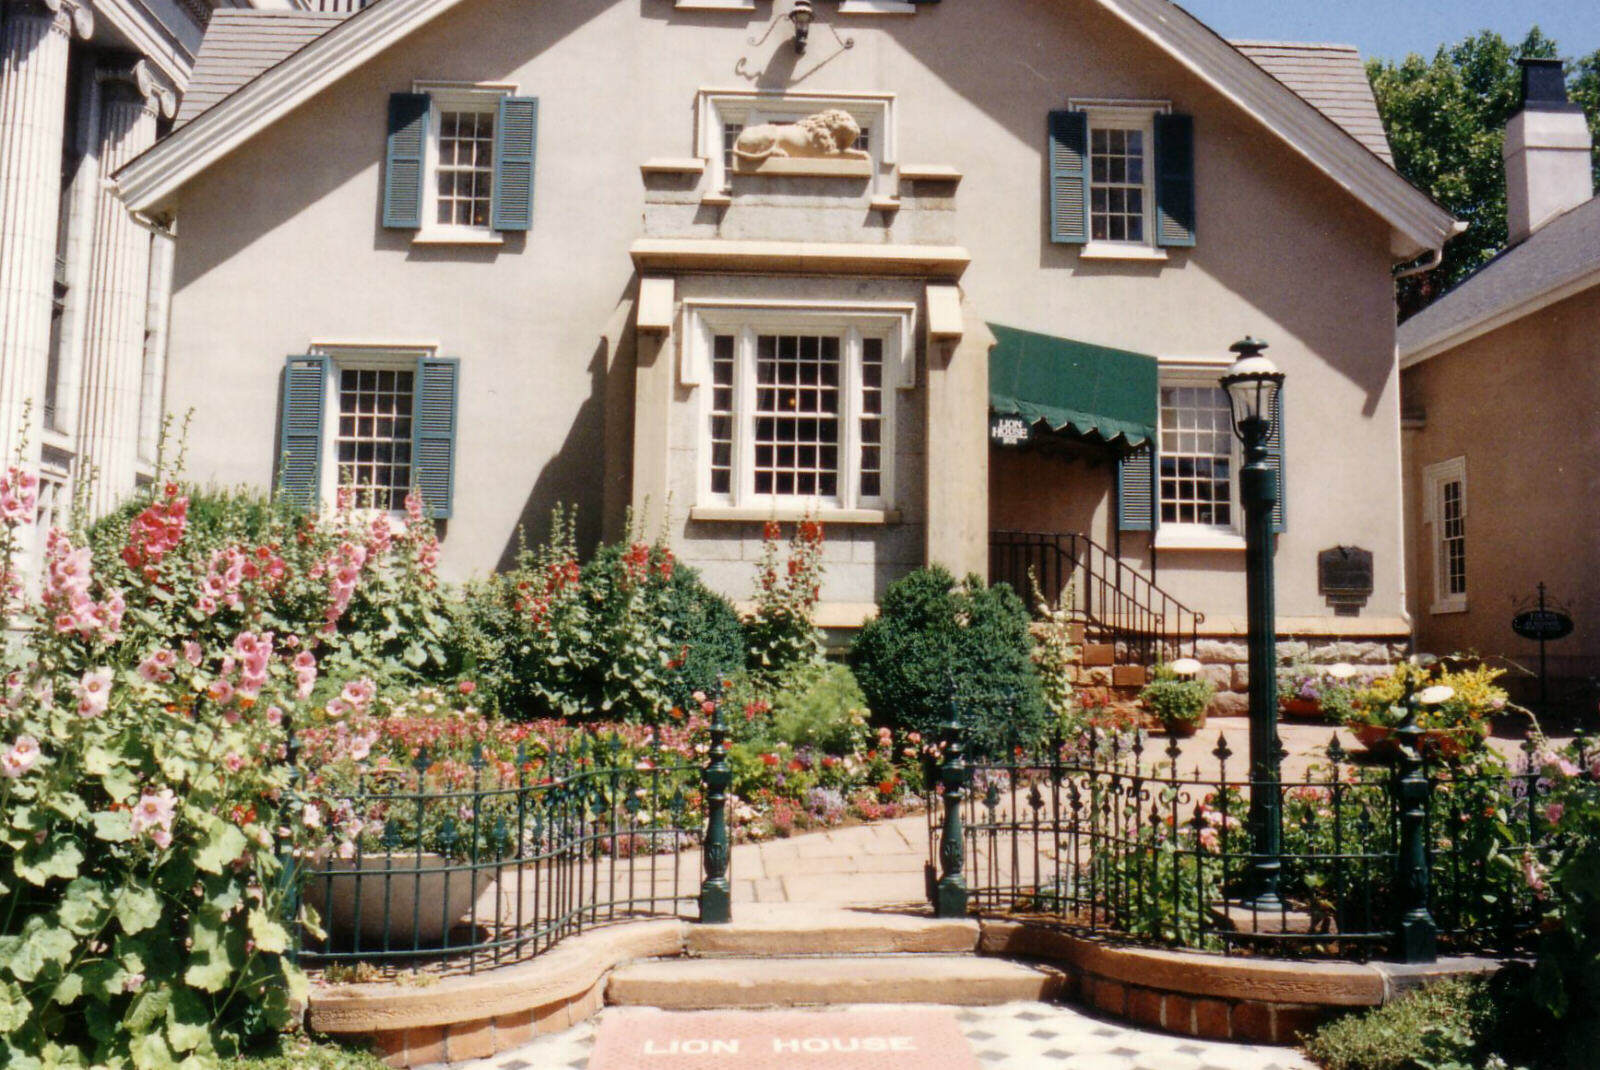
[[1176, 1, 1600, 64]]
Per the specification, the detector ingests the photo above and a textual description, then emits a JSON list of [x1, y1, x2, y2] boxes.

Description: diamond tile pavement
[[447, 1002, 1315, 1070]]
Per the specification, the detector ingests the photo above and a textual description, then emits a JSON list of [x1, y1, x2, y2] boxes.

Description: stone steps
[[607, 954, 1063, 1008], [686, 905, 978, 957]]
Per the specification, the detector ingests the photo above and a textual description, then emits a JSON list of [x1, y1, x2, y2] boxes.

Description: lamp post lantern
[[1220, 337, 1286, 910]]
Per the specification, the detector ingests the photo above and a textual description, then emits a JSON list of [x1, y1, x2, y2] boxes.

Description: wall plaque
[[1318, 545, 1373, 615]]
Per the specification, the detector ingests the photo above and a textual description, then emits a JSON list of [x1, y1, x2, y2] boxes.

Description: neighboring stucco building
[[114, 0, 1458, 677], [1399, 59, 1599, 713], [0, 0, 323, 578]]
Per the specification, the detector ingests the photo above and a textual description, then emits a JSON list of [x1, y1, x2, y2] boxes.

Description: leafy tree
[[1367, 28, 1600, 319]]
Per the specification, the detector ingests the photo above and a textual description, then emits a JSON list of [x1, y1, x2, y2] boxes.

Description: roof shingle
[[175, 11, 349, 129], [1231, 41, 1394, 165]]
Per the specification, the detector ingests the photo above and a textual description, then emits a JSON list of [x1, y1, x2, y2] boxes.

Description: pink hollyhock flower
[[293, 651, 317, 671], [130, 788, 177, 842], [183, 641, 203, 667], [197, 596, 218, 616], [1546, 802, 1566, 825], [207, 678, 235, 706], [324, 698, 350, 719], [458, 680, 476, 695], [75, 668, 113, 717], [265, 706, 284, 726], [223, 753, 246, 773], [1, 736, 41, 778], [340, 678, 375, 709]]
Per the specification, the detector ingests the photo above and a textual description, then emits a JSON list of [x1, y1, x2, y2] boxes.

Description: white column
[[76, 62, 158, 517], [0, 0, 90, 466]]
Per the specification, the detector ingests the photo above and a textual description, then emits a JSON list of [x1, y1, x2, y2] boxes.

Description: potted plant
[[1139, 659, 1216, 738], [1341, 660, 1507, 759], [1277, 661, 1361, 719]]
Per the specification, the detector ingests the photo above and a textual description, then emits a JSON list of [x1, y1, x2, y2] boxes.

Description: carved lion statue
[[731, 109, 869, 167]]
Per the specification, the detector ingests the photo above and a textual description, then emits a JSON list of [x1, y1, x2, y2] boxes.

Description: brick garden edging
[[978, 920, 1503, 1045], [305, 912, 1504, 1064]]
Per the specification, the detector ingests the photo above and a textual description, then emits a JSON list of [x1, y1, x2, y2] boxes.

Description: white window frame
[[1069, 99, 1168, 261], [683, 302, 914, 518], [1153, 358, 1244, 551], [412, 81, 517, 245], [308, 343, 438, 515], [697, 89, 895, 194], [1423, 456, 1468, 614]]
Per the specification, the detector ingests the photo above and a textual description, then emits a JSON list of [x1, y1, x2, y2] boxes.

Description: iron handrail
[[990, 530, 1205, 665]]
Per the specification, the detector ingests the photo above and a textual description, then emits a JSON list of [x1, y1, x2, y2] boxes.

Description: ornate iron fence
[[927, 724, 1576, 961], [284, 730, 707, 975]]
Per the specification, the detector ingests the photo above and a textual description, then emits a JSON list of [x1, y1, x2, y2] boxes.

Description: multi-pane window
[[709, 335, 736, 495], [435, 110, 494, 228], [1440, 479, 1465, 597], [1158, 385, 1233, 527], [336, 368, 415, 510], [701, 320, 898, 511], [753, 334, 841, 498], [1425, 457, 1467, 610], [721, 122, 743, 180], [1090, 126, 1147, 243]]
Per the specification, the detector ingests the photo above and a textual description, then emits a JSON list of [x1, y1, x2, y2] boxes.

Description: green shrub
[[1302, 977, 1517, 1070], [768, 662, 871, 753], [850, 567, 1046, 760], [663, 563, 745, 701]]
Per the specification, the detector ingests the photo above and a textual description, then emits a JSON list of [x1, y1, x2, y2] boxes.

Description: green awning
[[988, 323, 1158, 448]]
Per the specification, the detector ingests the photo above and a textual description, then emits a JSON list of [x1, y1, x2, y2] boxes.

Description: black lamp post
[[1220, 337, 1286, 910]]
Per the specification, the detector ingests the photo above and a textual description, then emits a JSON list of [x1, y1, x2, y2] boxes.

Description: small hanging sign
[[989, 414, 1032, 447], [1512, 609, 1573, 641]]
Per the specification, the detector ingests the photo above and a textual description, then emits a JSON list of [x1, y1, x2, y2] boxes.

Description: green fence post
[[1392, 681, 1438, 964], [700, 695, 732, 924], [935, 698, 969, 919]]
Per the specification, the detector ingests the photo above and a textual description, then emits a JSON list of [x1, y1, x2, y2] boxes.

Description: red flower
[[760, 753, 779, 766]]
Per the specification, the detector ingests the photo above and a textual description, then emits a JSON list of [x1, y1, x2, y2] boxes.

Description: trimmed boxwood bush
[[850, 567, 1046, 760], [663, 561, 746, 701]]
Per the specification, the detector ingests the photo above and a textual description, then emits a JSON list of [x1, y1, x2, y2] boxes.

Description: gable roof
[[176, 11, 348, 128], [117, 0, 1458, 257], [1229, 41, 1392, 165], [1398, 196, 1600, 367]]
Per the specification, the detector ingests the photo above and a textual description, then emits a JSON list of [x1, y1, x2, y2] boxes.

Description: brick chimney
[[1504, 58, 1594, 244]]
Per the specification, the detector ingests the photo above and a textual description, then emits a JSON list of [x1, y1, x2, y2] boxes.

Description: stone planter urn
[[304, 853, 496, 947]]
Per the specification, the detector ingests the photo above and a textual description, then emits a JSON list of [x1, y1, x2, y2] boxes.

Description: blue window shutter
[[413, 357, 460, 519], [491, 96, 538, 232], [1048, 110, 1090, 245], [384, 93, 430, 229], [1117, 445, 1156, 532], [278, 355, 327, 508], [1268, 390, 1286, 533], [1154, 113, 1196, 247]]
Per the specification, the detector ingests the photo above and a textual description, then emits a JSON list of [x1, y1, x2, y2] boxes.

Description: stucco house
[[1399, 59, 1598, 713], [113, 0, 1458, 683]]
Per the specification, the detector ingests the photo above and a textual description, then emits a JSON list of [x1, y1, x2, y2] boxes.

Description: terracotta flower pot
[[1162, 711, 1206, 737], [304, 852, 496, 947], [1349, 724, 1479, 760], [1280, 697, 1322, 720]]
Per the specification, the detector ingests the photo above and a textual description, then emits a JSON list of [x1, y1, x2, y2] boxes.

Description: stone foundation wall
[[1192, 635, 1411, 717]]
